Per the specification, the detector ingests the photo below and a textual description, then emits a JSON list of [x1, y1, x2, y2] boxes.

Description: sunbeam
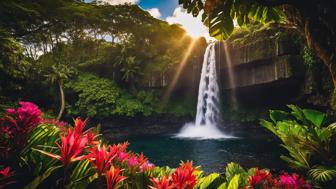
[[162, 36, 198, 103]]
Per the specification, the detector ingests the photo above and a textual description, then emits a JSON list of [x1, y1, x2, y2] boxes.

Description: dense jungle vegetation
[[0, 0, 206, 121]]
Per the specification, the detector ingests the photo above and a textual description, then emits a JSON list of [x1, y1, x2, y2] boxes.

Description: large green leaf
[[302, 109, 326, 128], [227, 175, 240, 189], [270, 110, 290, 123], [179, 0, 283, 40], [208, 1, 234, 40], [197, 173, 223, 189]]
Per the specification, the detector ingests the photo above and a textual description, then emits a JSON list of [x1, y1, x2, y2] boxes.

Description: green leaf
[[227, 175, 240, 189], [302, 109, 326, 128], [270, 110, 290, 123], [260, 119, 276, 134], [23, 165, 62, 189], [198, 173, 222, 189], [225, 163, 246, 182], [309, 166, 336, 182], [217, 182, 227, 189]]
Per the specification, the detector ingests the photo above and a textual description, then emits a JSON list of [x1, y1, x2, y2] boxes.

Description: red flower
[[171, 161, 197, 189], [113, 142, 130, 163], [35, 118, 89, 167], [0, 167, 14, 178], [87, 145, 117, 175], [106, 166, 126, 189], [150, 176, 174, 189], [248, 169, 272, 186], [0, 166, 15, 189]]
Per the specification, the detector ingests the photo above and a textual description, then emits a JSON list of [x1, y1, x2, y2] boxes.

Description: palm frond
[[309, 167, 336, 183]]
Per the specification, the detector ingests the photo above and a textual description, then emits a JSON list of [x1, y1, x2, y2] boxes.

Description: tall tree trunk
[[282, 0, 336, 108], [57, 80, 65, 120]]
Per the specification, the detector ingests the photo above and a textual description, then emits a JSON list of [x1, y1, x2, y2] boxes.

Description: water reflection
[[126, 135, 286, 173]]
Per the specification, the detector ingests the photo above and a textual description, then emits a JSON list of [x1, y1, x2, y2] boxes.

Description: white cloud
[[166, 7, 211, 40], [96, 0, 139, 5], [147, 8, 161, 19]]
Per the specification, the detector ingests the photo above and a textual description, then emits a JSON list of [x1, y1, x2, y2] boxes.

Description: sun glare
[[166, 7, 210, 40]]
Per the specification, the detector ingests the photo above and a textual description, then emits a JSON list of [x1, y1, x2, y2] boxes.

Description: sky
[[87, 0, 210, 39]]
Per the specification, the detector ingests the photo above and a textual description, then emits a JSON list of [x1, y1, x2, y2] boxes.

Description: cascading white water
[[175, 43, 233, 139]]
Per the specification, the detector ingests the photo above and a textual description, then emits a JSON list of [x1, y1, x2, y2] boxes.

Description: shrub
[[0, 101, 41, 159]]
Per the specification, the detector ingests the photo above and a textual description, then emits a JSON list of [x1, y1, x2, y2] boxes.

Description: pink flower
[[140, 162, 155, 172], [279, 173, 311, 189], [17, 101, 42, 128], [128, 155, 139, 167], [0, 101, 42, 158], [117, 152, 129, 162]]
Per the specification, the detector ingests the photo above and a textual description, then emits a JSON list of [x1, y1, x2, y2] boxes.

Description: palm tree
[[45, 64, 75, 120], [120, 56, 141, 82]]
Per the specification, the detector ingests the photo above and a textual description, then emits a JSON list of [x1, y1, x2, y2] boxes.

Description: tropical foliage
[[261, 105, 336, 187], [178, 0, 283, 40], [0, 101, 312, 189], [0, 0, 206, 120]]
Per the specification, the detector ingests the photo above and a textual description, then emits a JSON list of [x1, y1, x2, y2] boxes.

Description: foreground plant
[[33, 118, 94, 187], [0, 101, 313, 189], [150, 161, 197, 189], [35, 118, 91, 167], [261, 105, 336, 187], [87, 145, 117, 176]]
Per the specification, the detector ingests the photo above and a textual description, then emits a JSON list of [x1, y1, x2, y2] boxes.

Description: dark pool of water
[[121, 130, 287, 173]]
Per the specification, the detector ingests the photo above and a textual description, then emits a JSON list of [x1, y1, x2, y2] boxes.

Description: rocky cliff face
[[215, 26, 309, 123], [216, 27, 302, 90]]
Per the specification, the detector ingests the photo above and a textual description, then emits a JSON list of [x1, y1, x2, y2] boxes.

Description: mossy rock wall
[[216, 27, 302, 89]]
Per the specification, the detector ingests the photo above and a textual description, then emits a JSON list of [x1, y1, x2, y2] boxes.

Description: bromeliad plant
[[150, 161, 198, 189], [35, 118, 92, 167], [261, 105, 336, 187], [30, 117, 157, 189]]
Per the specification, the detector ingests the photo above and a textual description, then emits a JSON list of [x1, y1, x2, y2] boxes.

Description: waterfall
[[175, 43, 233, 139]]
